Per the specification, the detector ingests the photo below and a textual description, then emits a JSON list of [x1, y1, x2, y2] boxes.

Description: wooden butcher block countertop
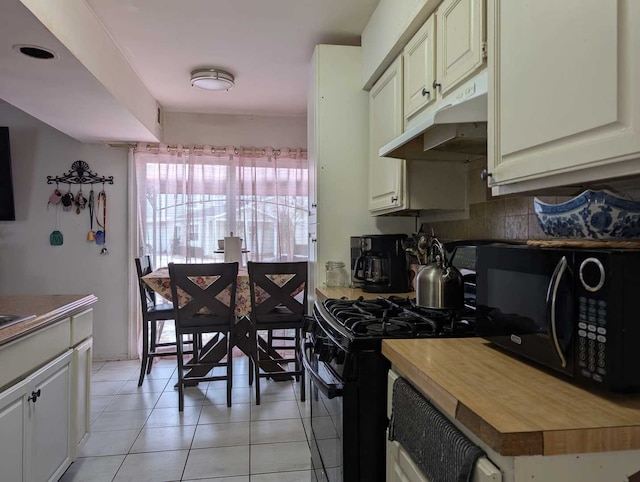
[[382, 338, 640, 457], [0, 294, 98, 346]]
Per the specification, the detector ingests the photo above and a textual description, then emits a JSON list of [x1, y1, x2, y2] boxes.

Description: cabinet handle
[[391, 196, 398, 203], [432, 80, 442, 91], [421, 88, 430, 98], [311, 203, 317, 208], [480, 169, 493, 181], [28, 389, 41, 403], [311, 238, 317, 243]]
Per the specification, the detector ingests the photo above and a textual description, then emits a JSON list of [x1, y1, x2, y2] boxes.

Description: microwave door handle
[[548, 255, 569, 368]]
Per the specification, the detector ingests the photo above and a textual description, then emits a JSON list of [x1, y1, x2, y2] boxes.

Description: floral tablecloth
[[141, 267, 293, 318]]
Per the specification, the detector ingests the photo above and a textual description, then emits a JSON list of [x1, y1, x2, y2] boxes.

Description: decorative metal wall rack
[[47, 160, 114, 185]]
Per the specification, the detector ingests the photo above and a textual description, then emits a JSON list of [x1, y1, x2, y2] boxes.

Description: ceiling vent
[[13, 45, 57, 60]]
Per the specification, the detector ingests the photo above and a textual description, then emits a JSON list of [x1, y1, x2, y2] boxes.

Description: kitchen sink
[[0, 314, 36, 328]]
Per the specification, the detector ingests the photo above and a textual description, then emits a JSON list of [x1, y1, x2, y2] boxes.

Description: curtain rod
[[106, 143, 137, 149], [105, 143, 307, 156]]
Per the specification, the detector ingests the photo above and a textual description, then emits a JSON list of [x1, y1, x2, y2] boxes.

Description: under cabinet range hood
[[380, 71, 488, 160]]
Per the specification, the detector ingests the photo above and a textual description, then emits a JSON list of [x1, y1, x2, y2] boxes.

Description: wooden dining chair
[[135, 256, 195, 386], [247, 261, 308, 405], [168, 262, 239, 411]]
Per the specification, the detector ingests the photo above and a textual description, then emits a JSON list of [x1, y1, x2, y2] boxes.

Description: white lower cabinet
[[0, 350, 73, 482], [387, 438, 429, 482], [73, 337, 92, 454], [386, 369, 502, 482], [0, 302, 94, 482], [0, 376, 28, 481], [30, 351, 73, 482], [388, 367, 640, 482]]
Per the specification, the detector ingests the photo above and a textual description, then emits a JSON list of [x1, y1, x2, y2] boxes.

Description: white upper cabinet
[[307, 47, 318, 225], [369, 57, 468, 215], [436, 0, 486, 97], [369, 57, 405, 213], [404, 0, 486, 126], [487, 0, 640, 195], [404, 16, 436, 121]]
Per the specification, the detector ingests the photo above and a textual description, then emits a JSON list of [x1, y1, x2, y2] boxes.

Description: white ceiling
[[0, 0, 379, 142]]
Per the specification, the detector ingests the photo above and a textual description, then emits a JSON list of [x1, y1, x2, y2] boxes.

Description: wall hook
[[47, 160, 114, 185]]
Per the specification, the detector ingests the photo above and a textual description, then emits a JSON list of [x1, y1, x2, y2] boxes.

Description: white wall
[[0, 105, 310, 360], [163, 112, 307, 147], [0, 102, 129, 360]]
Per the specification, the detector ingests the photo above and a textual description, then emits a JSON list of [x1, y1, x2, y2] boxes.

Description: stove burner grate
[[351, 318, 416, 336], [323, 296, 476, 339]]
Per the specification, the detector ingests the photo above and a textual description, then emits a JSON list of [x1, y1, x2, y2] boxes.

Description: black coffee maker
[[353, 234, 410, 293]]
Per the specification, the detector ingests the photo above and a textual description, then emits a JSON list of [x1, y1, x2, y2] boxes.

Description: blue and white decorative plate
[[534, 190, 640, 239]]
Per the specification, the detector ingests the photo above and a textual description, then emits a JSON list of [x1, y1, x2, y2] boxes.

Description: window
[[135, 146, 308, 267]]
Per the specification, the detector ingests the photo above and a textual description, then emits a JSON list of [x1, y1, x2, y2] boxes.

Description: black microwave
[[476, 244, 640, 392]]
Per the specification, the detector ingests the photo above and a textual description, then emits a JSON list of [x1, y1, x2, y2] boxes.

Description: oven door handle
[[547, 255, 569, 368], [301, 342, 343, 399]]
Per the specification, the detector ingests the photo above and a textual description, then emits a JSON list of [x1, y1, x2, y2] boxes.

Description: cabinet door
[[28, 351, 73, 482], [488, 0, 640, 194], [404, 15, 436, 121], [386, 440, 429, 482], [0, 380, 28, 482], [436, 0, 485, 96], [307, 51, 318, 225], [369, 56, 405, 213], [73, 337, 92, 453]]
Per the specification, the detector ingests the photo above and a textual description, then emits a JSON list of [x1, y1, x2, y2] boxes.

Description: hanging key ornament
[[61, 184, 74, 212], [87, 188, 95, 241], [75, 185, 87, 214], [96, 187, 108, 255], [47, 183, 62, 209]]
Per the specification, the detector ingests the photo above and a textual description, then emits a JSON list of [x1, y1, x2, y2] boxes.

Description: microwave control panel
[[575, 253, 610, 385], [576, 296, 608, 384]]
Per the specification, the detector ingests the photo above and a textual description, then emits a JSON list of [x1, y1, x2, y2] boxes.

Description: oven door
[[476, 244, 575, 376], [302, 340, 344, 482]]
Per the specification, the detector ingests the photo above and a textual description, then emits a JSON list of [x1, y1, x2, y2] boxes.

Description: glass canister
[[325, 261, 348, 287]]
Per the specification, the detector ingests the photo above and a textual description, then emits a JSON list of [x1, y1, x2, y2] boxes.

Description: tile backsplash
[[419, 158, 640, 242], [422, 195, 569, 241]]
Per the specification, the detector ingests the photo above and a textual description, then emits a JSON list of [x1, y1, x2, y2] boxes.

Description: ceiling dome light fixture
[[190, 68, 235, 91]]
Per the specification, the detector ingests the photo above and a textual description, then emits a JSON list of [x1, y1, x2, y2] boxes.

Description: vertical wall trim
[[127, 148, 140, 359]]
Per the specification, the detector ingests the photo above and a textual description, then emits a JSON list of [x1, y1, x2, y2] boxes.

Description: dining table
[[141, 266, 295, 382]]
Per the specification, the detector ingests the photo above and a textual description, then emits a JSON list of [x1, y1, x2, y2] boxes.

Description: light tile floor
[[60, 354, 312, 482]]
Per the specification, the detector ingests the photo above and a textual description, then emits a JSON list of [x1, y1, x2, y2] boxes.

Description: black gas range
[[303, 295, 480, 482], [323, 296, 477, 345]]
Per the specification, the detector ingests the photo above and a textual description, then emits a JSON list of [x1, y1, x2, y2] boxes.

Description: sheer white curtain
[[134, 144, 308, 269]]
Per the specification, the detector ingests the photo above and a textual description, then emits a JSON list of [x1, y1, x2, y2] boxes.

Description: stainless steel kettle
[[415, 238, 464, 309]]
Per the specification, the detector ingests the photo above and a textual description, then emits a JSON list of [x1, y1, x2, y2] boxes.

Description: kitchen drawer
[[70, 309, 93, 346], [0, 318, 70, 391]]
